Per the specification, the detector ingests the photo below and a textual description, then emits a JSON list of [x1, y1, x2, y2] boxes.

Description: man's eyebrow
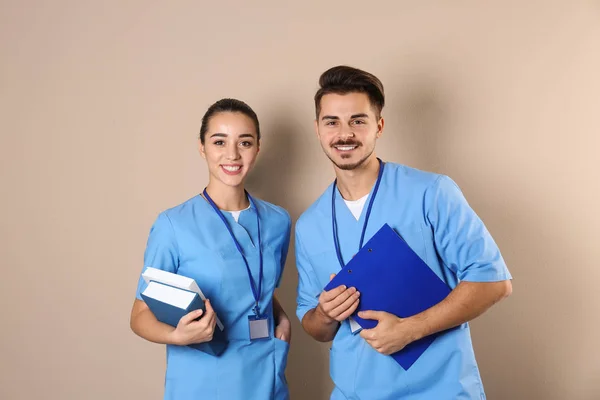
[[321, 114, 370, 121]]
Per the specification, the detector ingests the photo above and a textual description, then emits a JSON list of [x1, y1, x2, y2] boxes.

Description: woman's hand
[[275, 314, 292, 344], [171, 299, 217, 346]]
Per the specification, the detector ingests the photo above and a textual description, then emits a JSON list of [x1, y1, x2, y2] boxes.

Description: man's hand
[[316, 274, 361, 323], [358, 310, 419, 355]]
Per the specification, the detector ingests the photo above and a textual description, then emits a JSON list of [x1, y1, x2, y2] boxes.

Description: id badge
[[248, 314, 269, 340]]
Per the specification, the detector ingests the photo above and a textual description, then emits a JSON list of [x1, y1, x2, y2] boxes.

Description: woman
[[130, 98, 292, 399]]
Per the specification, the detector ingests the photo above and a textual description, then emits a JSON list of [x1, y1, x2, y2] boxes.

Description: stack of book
[[141, 267, 228, 356]]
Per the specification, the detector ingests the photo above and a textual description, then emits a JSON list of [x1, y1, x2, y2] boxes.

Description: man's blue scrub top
[[295, 162, 511, 399], [136, 194, 292, 400]]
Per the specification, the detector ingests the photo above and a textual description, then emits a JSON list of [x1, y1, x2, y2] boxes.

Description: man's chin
[[332, 155, 369, 171]]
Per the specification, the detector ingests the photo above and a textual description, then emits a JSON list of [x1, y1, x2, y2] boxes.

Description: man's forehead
[[320, 92, 373, 115]]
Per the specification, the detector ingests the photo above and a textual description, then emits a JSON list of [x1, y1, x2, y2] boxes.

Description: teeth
[[336, 146, 356, 151], [223, 165, 241, 171]]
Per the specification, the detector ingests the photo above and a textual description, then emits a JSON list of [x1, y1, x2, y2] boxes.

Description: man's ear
[[314, 119, 320, 139], [376, 117, 385, 138]]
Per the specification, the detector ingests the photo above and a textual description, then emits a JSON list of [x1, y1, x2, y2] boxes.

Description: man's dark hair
[[199, 98, 260, 143], [314, 65, 385, 119]]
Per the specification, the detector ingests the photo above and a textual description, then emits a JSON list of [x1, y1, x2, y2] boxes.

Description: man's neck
[[334, 156, 380, 201], [204, 181, 249, 211]]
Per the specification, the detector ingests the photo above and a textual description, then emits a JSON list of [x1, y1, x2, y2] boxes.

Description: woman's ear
[[198, 139, 206, 159]]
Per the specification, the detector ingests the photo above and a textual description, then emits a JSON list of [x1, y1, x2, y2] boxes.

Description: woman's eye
[[240, 141, 253, 147], [214, 140, 225, 146]]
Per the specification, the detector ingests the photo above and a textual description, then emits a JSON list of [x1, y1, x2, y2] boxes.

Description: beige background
[[1, 1, 599, 399]]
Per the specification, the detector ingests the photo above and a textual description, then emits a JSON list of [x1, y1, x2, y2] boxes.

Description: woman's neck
[[204, 181, 249, 211], [334, 155, 380, 201]]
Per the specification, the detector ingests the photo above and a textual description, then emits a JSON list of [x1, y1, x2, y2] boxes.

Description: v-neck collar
[[197, 194, 259, 250], [335, 186, 372, 225]]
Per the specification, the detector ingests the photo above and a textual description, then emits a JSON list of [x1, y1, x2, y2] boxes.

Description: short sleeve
[[425, 175, 512, 282], [135, 212, 180, 300], [275, 213, 292, 288], [295, 229, 321, 323]]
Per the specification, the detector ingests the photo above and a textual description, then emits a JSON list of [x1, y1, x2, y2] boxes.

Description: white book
[[142, 267, 224, 331], [144, 281, 199, 310]]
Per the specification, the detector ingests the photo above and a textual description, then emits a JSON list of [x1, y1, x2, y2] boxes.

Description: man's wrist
[[315, 304, 337, 326], [404, 315, 429, 342]]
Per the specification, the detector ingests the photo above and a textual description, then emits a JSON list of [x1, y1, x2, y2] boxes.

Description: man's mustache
[[331, 140, 361, 147]]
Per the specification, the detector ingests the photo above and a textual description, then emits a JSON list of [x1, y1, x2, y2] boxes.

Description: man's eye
[[214, 140, 225, 146], [326, 121, 337, 126], [352, 120, 365, 125]]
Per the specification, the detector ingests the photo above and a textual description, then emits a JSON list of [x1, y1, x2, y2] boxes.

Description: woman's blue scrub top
[[135, 194, 292, 400], [295, 162, 512, 400]]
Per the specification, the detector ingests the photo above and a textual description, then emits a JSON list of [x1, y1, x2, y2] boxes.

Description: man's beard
[[326, 141, 374, 171]]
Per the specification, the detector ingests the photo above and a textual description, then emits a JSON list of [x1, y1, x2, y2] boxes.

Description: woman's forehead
[[208, 112, 257, 137]]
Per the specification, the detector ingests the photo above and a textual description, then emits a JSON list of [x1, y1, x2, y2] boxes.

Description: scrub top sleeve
[[135, 212, 180, 300], [425, 175, 512, 282], [295, 230, 321, 323], [276, 214, 292, 288]]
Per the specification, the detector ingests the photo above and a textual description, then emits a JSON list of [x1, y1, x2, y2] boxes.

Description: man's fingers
[[330, 292, 360, 320], [324, 287, 358, 313], [321, 284, 348, 302], [359, 328, 376, 341], [335, 298, 360, 321], [357, 310, 386, 321]]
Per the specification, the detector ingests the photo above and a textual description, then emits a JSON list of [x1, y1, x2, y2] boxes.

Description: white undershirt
[[343, 194, 369, 221], [227, 205, 251, 223]]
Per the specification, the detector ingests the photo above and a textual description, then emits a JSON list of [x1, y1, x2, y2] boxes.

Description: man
[[295, 65, 512, 399]]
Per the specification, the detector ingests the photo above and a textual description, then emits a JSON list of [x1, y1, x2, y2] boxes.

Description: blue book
[[141, 267, 228, 356], [141, 281, 206, 327], [324, 223, 452, 370]]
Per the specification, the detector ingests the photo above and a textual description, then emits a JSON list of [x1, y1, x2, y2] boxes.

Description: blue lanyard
[[203, 188, 263, 316], [331, 158, 385, 269]]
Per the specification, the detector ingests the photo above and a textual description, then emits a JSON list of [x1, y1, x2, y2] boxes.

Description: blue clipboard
[[324, 223, 452, 370]]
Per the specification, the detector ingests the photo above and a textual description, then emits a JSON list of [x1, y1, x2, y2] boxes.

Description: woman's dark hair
[[314, 65, 385, 119], [199, 98, 260, 144]]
